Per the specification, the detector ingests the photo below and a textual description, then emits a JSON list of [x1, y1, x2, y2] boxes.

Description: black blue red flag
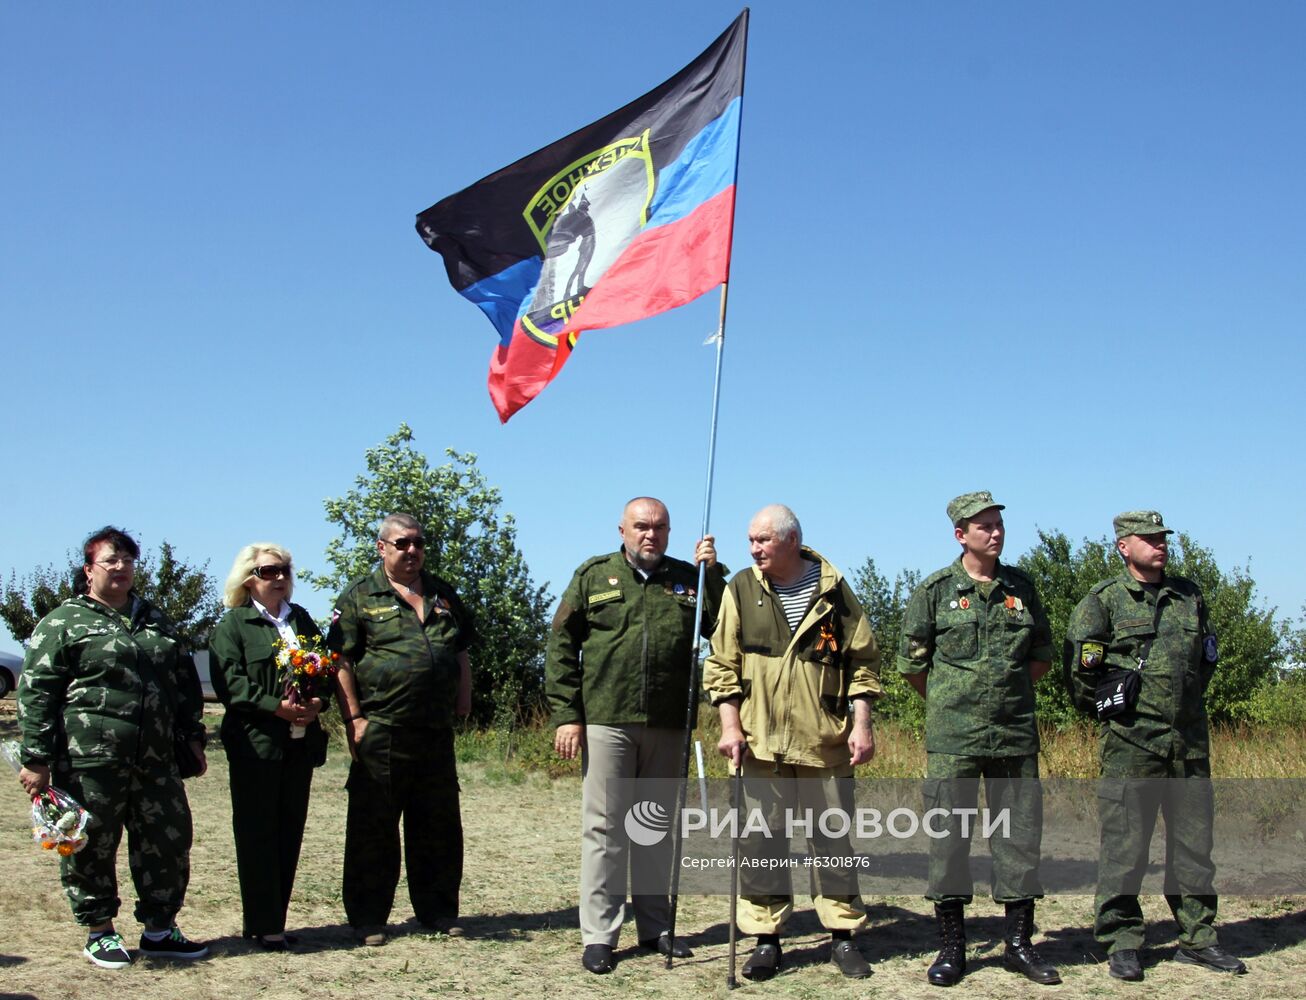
[[416, 11, 747, 422]]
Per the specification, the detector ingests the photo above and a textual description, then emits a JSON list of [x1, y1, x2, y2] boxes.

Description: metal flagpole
[[664, 281, 730, 968], [665, 7, 749, 969]]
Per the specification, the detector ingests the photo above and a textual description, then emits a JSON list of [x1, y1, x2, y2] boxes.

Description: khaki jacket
[[703, 548, 882, 768]]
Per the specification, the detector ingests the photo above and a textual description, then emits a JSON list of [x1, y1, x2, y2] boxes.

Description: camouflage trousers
[[343, 722, 462, 928], [924, 752, 1043, 904], [1094, 743, 1218, 953], [56, 761, 193, 928]]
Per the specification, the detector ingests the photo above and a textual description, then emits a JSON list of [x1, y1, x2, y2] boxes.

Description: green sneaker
[[84, 931, 133, 969]]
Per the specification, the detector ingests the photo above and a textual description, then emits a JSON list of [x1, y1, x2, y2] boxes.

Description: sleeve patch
[[908, 638, 930, 661], [1080, 641, 1105, 669]]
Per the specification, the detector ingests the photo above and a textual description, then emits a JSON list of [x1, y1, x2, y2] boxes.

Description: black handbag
[[174, 733, 204, 779], [1095, 668, 1141, 720]]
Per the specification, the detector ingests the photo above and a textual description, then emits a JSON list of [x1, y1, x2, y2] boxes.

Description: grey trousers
[[579, 724, 683, 946]]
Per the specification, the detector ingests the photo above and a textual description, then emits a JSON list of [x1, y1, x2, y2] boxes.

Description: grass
[[2, 702, 1305, 1000]]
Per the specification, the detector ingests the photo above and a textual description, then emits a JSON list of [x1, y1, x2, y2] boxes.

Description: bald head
[[620, 497, 671, 571]]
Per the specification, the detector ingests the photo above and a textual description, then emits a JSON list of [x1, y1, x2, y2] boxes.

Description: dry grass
[[2, 702, 1305, 1000]]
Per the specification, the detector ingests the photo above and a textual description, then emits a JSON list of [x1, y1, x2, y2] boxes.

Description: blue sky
[[3, 1, 1302, 650]]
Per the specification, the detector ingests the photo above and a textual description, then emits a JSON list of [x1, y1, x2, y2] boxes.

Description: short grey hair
[[378, 513, 423, 540], [753, 504, 802, 543]]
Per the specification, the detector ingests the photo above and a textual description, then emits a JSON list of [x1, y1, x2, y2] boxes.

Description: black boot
[[1003, 901, 1061, 985], [927, 903, 966, 986]]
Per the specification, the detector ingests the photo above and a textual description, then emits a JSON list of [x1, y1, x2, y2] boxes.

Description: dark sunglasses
[[251, 564, 292, 580], [382, 536, 426, 552]]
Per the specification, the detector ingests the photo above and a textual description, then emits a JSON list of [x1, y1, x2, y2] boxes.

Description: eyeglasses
[[93, 557, 136, 569], [381, 536, 425, 552], [251, 564, 292, 580]]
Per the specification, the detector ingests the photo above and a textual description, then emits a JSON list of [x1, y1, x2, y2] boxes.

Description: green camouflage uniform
[[1067, 569, 1219, 953], [897, 558, 1052, 903], [17, 594, 205, 927], [327, 567, 474, 928]]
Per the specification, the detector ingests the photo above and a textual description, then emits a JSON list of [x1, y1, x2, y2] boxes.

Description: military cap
[[1113, 510, 1174, 539], [947, 491, 1004, 525]]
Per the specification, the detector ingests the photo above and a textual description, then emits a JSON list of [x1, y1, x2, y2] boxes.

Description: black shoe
[[253, 935, 288, 952], [927, 904, 966, 986], [1175, 945, 1247, 974], [831, 938, 871, 979], [582, 943, 614, 975], [741, 941, 782, 981], [640, 933, 692, 958], [138, 927, 209, 960], [1108, 949, 1144, 982], [1003, 901, 1061, 985]]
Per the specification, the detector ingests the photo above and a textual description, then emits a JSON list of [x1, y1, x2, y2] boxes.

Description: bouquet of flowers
[[273, 635, 340, 739], [2, 739, 93, 856]]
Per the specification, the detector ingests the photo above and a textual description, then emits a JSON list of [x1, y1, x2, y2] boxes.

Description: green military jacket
[[897, 559, 1053, 757], [209, 602, 332, 765], [17, 594, 205, 770], [703, 548, 882, 768], [1066, 572, 1215, 760], [546, 550, 726, 729], [327, 567, 473, 729]]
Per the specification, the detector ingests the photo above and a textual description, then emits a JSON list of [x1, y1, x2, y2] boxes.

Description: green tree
[[850, 557, 923, 731], [1016, 529, 1115, 727], [1166, 533, 1287, 722], [1, 540, 222, 649], [305, 424, 551, 727]]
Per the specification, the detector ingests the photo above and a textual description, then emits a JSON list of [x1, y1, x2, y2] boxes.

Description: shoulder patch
[[1080, 641, 1105, 668]]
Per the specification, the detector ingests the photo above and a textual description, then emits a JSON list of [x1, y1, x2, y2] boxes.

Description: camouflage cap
[[947, 491, 1004, 525], [1113, 510, 1174, 539]]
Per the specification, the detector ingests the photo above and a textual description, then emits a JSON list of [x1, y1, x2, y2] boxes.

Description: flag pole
[[665, 7, 749, 969], [665, 281, 729, 968]]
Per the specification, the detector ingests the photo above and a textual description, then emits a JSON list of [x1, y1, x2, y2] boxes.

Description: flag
[[416, 11, 747, 422]]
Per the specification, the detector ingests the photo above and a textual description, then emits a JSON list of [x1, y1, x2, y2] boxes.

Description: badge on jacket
[[1080, 641, 1105, 669], [1203, 635, 1219, 664]]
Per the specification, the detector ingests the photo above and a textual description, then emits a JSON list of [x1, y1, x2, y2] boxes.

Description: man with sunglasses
[[328, 513, 475, 946], [547, 497, 724, 974]]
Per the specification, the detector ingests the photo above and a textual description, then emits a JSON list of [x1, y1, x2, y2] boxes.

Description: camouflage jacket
[[897, 559, 1052, 757], [546, 550, 726, 729], [209, 602, 331, 764], [17, 594, 205, 770], [1066, 572, 1215, 760], [326, 567, 474, 728], [703, 548, 882, 768]]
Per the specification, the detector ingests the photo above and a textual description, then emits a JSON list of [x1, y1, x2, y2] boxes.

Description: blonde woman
[[209, 543, 331, 951]]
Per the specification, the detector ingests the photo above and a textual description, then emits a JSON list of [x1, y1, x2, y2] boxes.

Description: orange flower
[[57, 842, 75, 856], [305, 663, 318, 676], [41, 839, 56, 850], [330, 652, 340, 661]]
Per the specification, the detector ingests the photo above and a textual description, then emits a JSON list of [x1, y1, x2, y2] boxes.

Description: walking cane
[[727, 754, 744, 989]]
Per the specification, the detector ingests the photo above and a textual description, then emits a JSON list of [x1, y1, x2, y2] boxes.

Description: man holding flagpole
[[547, 497, 725, 975]]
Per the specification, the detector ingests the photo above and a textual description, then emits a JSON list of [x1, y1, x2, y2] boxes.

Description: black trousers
[[228, 741, 315, 936], [343, 723, 462, 927]]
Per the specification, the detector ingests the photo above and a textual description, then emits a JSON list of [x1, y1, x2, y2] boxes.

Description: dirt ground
[[1, 704, 1304, 1000]]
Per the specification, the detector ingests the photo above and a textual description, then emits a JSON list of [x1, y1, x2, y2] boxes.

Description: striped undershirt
[[773, 560, 821, 632]]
